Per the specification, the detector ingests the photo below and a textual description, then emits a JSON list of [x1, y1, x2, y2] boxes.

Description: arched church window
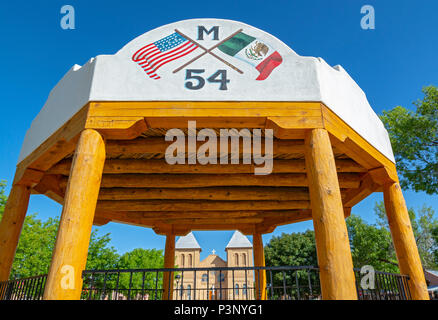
[[235, 253, 239, 266], [188, 254, 192, 267], [242, 253, 247, 266], [181, 254, 185, 267]]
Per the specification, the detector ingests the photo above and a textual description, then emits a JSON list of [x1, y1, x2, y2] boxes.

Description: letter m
[[197, 26, 219, 40]]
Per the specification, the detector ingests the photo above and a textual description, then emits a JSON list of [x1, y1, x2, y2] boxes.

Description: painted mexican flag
[[217, 32, 283, 80]]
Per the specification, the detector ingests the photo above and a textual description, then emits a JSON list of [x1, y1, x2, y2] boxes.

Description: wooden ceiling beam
[[97, 186, 310, 201], [255, 211, 313, 234], [58, 173, 361, 189], [48, 158, 365, 175], [343, 174, 381, 208], [95, 209, 307, 220], [32, 174, 65, 204], [104, 137, 304, 157], [93, 209, 313, 233], [95, 199, 311, 212]]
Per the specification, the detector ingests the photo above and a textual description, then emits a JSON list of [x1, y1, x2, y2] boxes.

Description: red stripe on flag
[[137, 47, 159, 60], [255, 51, 283, 81], [143, 40, 191, 64], [144, 43, 197, 74], [145, 41, 192, 68], [132, 43, 155, 61], [145, 45, 199, 76], [132, 38, 199, 80]]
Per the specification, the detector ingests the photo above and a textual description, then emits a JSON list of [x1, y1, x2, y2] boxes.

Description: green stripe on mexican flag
[[218, 31, 283, 80]]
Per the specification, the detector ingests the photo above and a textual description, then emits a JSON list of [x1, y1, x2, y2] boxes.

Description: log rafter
[[58, 173, 362, 189], [95, 199, 311, 212], [93, 209, 313, 231], [47, 158, 366, 175], [21, 103, 395, 238]]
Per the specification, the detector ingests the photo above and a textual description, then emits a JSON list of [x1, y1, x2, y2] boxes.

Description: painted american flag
[[132, 32, 200, 79]]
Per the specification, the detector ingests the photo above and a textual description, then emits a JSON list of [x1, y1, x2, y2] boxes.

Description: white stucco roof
[[18, 18, 395, 164], [176, 232, 201, 249], [226, 231, 252, 249]]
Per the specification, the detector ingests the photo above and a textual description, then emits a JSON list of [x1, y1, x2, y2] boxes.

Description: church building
[[174, 231, 254, 300]]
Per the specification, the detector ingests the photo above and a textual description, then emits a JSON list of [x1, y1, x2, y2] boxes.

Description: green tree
[[0, 180, 120, 279], [86, 232, 119, 271], [0, 180, 7, 212], [374, 201, 438, 269], [10, 214, 59, 279], [264, 231, 319, 298], [264, 231, 318, 267], [346, 214, 398, 273], [114, 248, 165, 298], [432, 226, 438, 266], [380, 86, 438, 194], [0, 181, 58, 278]]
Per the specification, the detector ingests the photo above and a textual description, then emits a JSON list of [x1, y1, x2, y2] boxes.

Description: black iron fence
[[0, 266, 411, 300], [0, 274, 47, 300], [81, 266, 321, 300], [353, 268, 411, 300]]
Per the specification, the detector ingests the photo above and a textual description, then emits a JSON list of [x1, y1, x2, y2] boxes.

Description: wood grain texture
[[48, 159, 365, 175], [322, 104, 395, 171], [383, 182, 429, 300], [43, 129, 106, 300], [305, 128, 357, 300], [92, 209, 312, 229], [14, 105, 90, 186], [0, 185, 31, 282], [253, 233, 267, 300], [104, 137, 305, 157], [61, 173, 360, 189], [95, 200, 311, 212], [342, 174, 380, 208], [97, 187, 310, 201], [162, 234, 175, 300]]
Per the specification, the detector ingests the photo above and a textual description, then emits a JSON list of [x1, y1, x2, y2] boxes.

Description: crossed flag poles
[[172, 29, 244, 74]]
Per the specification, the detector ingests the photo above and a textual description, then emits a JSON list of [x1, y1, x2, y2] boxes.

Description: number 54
[[185, 69, 230, 90]]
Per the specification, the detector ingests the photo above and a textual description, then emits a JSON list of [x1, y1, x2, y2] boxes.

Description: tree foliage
[[116, 248, 164, 293], [0, 180, 7, 211], [264, 231, 319, 298], [86, 232, 120, 271], [0, 181, 163, 282], [10, 214, 59, 278], [264, 202, 438, 274], [374, 201, 438, 269], [264, 230, 317, 267], [380, 86, 438, 194], [346, 214, 398, 273]]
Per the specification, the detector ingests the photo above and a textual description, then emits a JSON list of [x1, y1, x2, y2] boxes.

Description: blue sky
[[0, 0, 437, 261]]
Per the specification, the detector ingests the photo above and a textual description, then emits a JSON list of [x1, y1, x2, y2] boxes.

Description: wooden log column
[[43, 129, 105, 300], [162, 234, 175, 300], [253, 233, 267, 300], [0, 184, 31, 282], [383, 182, 429, 300], [304, 128, 357, 300]]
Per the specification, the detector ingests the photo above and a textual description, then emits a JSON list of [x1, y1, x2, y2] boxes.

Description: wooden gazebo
[[0, 19, 429, 300]]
